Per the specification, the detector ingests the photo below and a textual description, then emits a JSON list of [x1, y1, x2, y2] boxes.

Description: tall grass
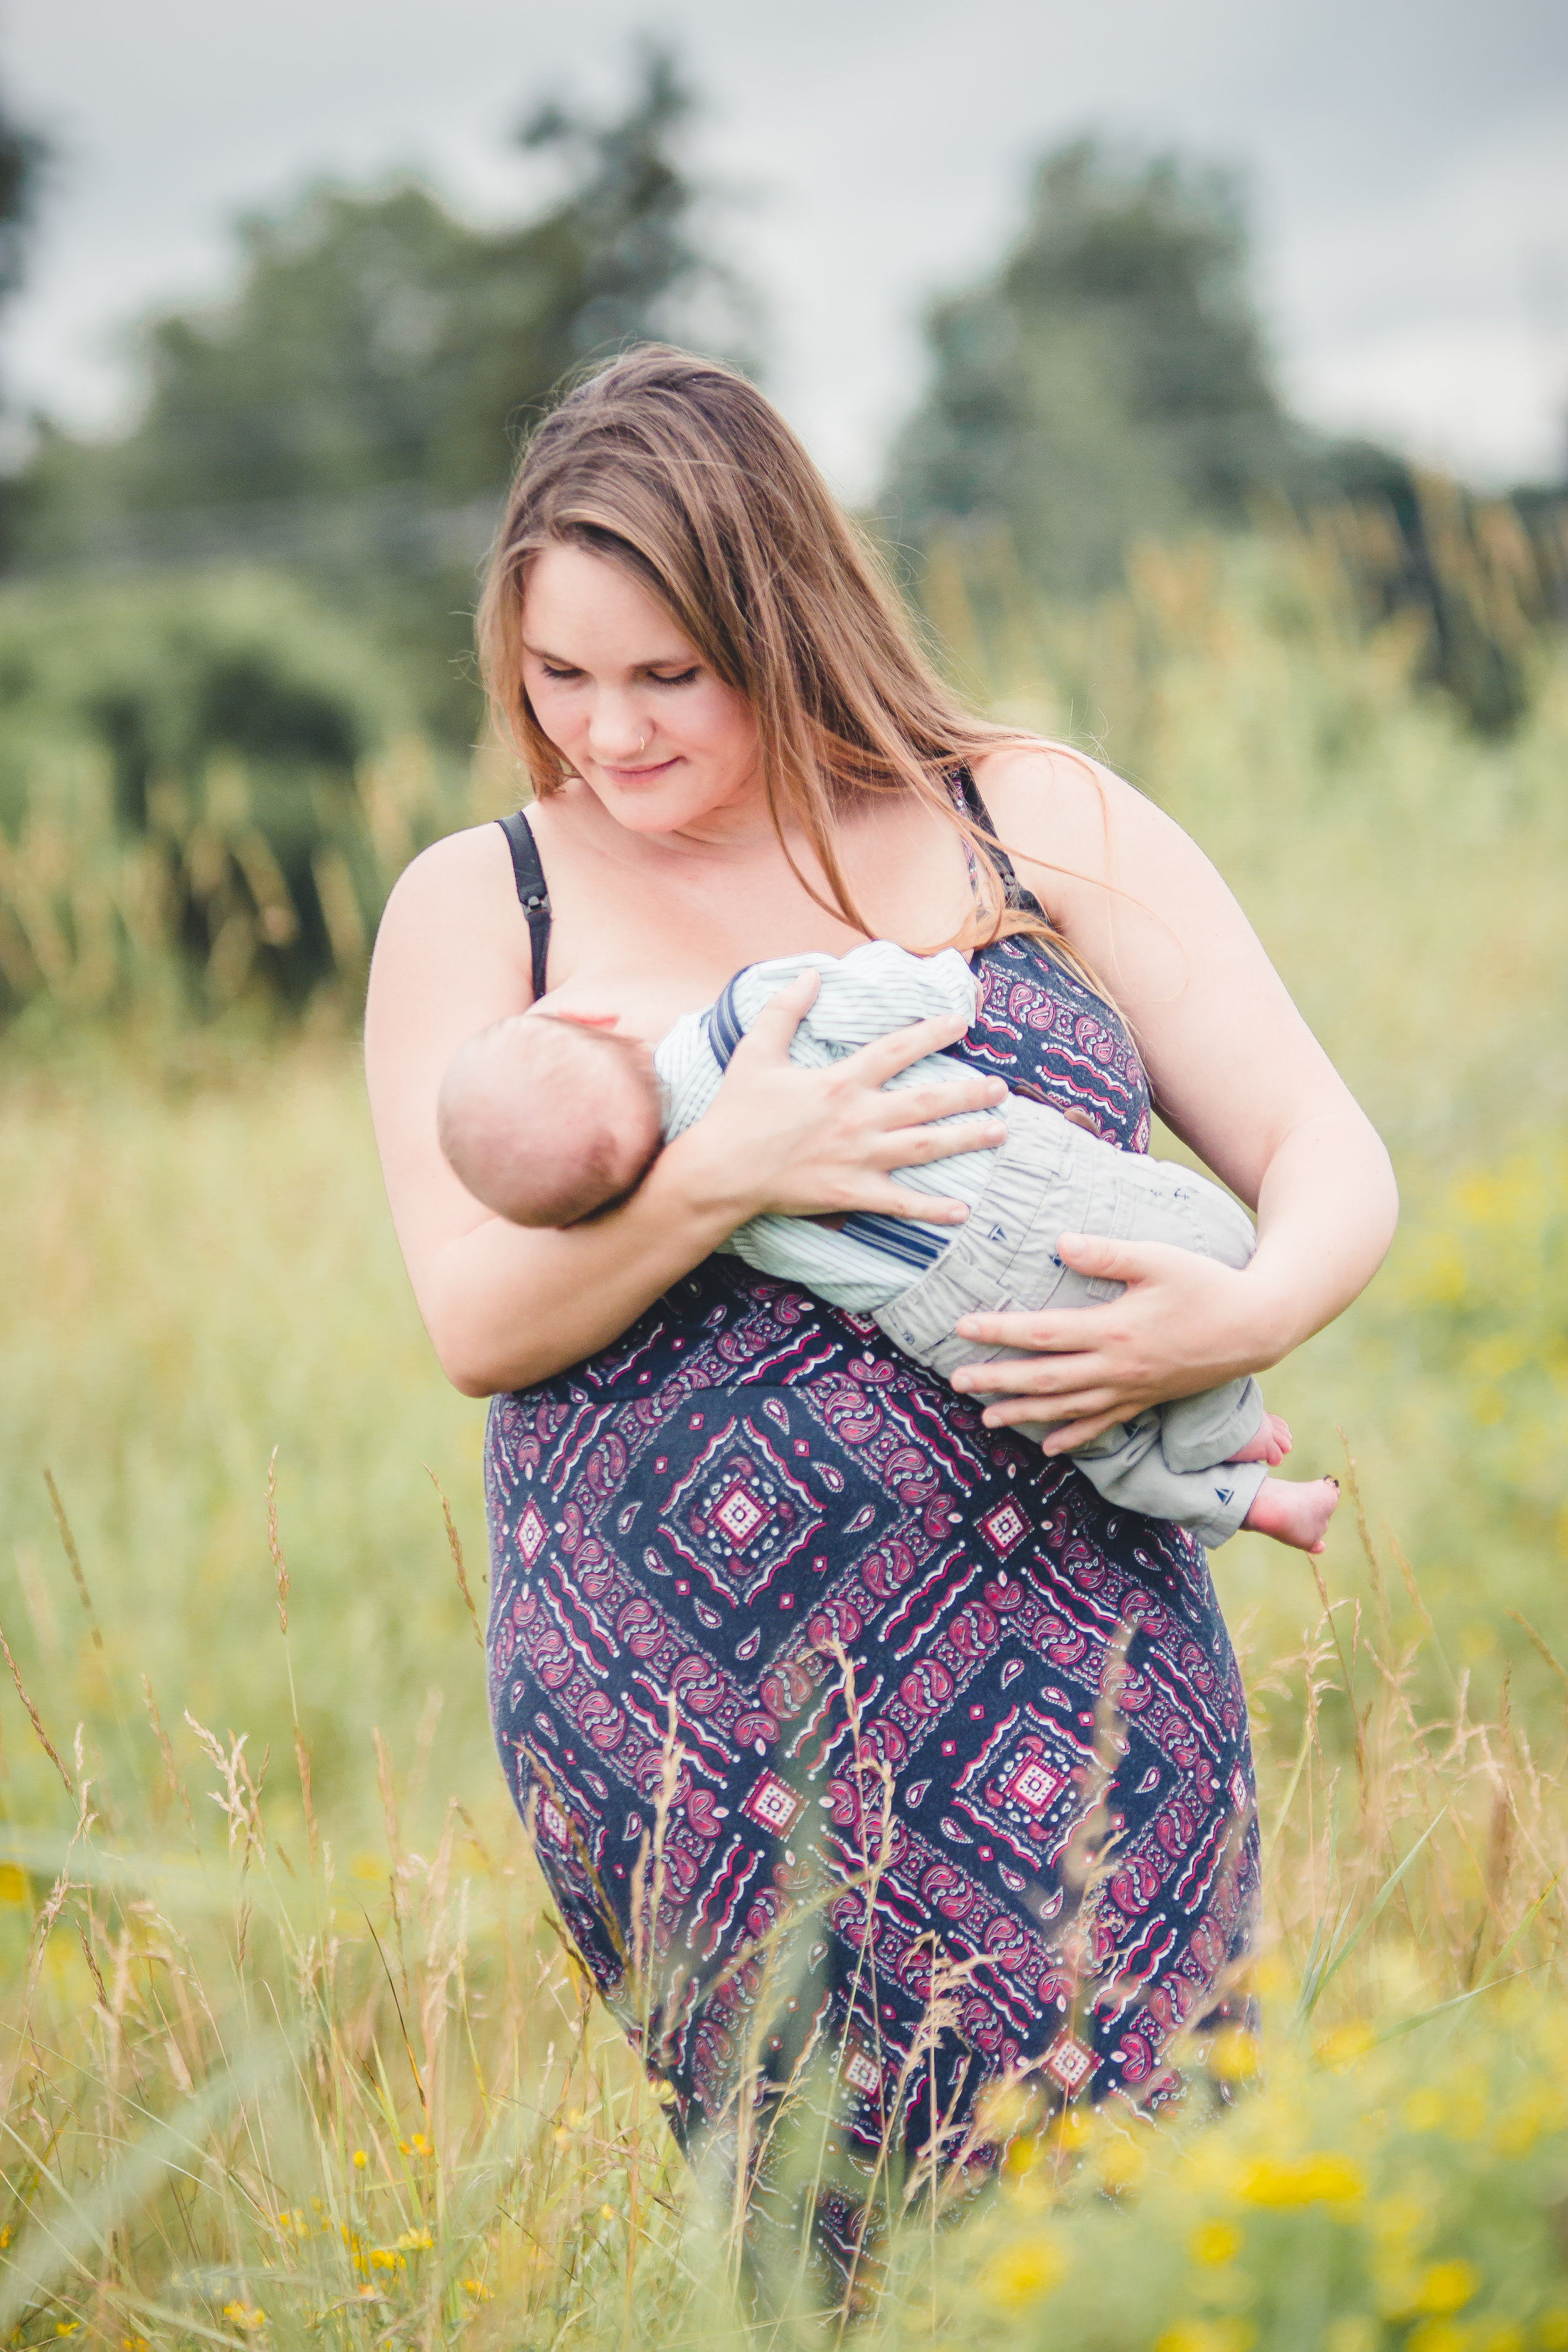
[[3, 512, 1567, 2343]]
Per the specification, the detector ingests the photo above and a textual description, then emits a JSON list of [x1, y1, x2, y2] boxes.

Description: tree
[[25, 43, 748, 528], [0, 83, 47, 558], [13, 44, 756, 739], [881, 139, 1310, 597]]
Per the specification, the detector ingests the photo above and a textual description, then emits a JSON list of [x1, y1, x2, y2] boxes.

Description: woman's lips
[[600, 755, 679, 784]]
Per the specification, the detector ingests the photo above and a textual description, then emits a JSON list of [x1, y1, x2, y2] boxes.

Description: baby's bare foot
[[1242, 1475, 1339, 1554], [1227, 1411, 1294, 1468]]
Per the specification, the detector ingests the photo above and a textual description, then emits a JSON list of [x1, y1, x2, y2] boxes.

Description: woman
[[366, 347, 1396, 2254]]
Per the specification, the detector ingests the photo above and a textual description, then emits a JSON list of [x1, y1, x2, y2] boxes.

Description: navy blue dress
[[484, 868, 1258, 2259]]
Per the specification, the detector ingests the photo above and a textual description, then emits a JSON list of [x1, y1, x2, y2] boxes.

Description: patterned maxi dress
[[484, 828, 1259, 2259]]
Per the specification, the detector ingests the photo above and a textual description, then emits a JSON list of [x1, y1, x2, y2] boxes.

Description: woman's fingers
[[848, 1007, 973, 1081], [729, 970, 821, 1062], [876, 1115, 1007, 1168], [1011, 1404, 1126, 1452], [859, 1189, 972, 1224], [950, 1310, 1115, 1366], [874, 1073, 1007, 1130]]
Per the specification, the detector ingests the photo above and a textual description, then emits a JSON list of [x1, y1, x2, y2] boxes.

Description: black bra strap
[[954, 763, 1046, 919], [495, 810, 552, 1000]]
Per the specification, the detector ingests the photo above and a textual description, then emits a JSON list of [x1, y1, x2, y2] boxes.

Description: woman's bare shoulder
[[969, 739, 1173, 899], [383, 816, 519, 912], [368, 817, 535, 1033]]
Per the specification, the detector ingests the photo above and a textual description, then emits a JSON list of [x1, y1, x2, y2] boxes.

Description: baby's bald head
[[438, 1012, 662, 1227]]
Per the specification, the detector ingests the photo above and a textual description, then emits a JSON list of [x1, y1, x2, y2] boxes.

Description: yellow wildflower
[[1097, 2136, 1147, 2190], [368, 2249, 405, 2273], [395, 2227, 432, 2252], [1405, 2090, 1445, 2132], [984, 2237, 1070, 2310], [1417, 2263, 1481, 2316], [977, 2079, 1040, 2139], [1155, 2323, 1256, 2352], [410, 2133, 431, 2155], [352, 2149, 368, 2170], [1191, 2220, 1244, 2267], [1540, 2319, 1568, 2352], [220, 2308, 266, 2333], [1234, 2152, 1364, 2208], [461, 2279, 492, 2302], [1406, 2323, 1468, 2352], [1372, 2192, 1430, 2243], [1207, 2028, 1261, 2083]]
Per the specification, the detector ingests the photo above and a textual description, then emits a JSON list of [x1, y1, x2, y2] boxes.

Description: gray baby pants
[[872, 1094, 1269, 1548]]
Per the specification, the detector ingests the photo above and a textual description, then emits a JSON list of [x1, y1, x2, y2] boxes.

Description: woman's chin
[[587, 770, 755, 836]]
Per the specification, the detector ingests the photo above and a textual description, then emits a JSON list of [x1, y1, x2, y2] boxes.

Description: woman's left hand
[[948, 1231, 1283, 1452]]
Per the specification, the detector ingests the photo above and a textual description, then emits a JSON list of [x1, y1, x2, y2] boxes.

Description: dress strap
[[953, 764, 1047, 919], [495, 810, 552, 1001]]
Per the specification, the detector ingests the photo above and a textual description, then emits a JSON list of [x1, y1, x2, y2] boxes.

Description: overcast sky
[[6, 0, 1567, 501]]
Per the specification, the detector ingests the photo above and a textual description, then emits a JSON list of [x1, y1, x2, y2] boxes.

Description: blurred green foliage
[[882, 139, 1565, 735], [0, 569, 471, 1017], [10, 44, 753, 744], [881, 142, 1372, 598]]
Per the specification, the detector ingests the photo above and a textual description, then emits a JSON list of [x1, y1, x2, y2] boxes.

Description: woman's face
[[519, 541, 763, 838]]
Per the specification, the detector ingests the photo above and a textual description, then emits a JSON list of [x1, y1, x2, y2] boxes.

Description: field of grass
[[2, 519, 1567, 2345]]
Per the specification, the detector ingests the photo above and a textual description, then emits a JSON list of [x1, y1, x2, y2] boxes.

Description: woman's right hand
[[670, 970, 1008, 1229]]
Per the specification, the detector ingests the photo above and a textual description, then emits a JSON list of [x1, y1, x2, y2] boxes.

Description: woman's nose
[[587, 698, 652, 760]]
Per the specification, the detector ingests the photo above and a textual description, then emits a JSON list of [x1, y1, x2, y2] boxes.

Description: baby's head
[[438, 1011, 662, 1226]]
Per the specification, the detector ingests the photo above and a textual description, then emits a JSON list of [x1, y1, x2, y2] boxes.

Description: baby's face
[[438, 1009, 662, 1226]]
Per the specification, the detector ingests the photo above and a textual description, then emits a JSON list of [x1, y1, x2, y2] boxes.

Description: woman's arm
[[949, 745, 1399, 1449], [364, 825, 1006, 1397]]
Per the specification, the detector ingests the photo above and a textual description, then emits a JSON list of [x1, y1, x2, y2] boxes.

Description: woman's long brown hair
[[476, 344, 1094, 975]]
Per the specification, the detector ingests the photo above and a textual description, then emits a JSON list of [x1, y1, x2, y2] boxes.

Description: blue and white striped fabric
[[652, 940, 1001, 1311]]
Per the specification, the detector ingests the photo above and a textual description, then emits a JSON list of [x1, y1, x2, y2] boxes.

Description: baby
[[438, 942, 1339, 1555]]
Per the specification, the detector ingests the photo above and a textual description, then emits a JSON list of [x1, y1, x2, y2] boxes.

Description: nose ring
[[637, 735, 647, 753]]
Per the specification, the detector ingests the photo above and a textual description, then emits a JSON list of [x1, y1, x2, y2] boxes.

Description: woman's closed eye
[[536, 664, 701, 687]]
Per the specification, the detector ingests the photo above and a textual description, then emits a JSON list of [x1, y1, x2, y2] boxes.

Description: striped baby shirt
[[652, 940, 1002, 1311]]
